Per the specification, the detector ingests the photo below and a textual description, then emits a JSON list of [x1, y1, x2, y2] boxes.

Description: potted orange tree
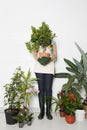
[[25, 22, 56, 53], [25, 22, 56, 65]]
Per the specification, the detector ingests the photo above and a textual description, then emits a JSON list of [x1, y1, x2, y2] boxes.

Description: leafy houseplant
[[55, 42, 87, 97], [52, 88, 83, 113], [14, 107, 34, 127], [4, 67, 24, 110], [64, 92, 83, 115], [14, 111, 26, 128], [26, 112, 34, 126], [19, 69, 39, 108], [25, 21, 56, 53], [4, 67, 24, 124], [64, 92, 84, 124], [3, 66, 38, 125], [55, 43, 87, 119], [52, 90, 65, 117], [64, 93, 76, 124]]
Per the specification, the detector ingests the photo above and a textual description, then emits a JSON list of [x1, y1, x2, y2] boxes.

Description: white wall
[[0, 0, 87, 110]]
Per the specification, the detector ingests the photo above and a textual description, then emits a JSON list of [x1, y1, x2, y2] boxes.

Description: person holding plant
[[34, 40, 57, 120], [30, 22, 57, 120], [25, 22, 57, 120]]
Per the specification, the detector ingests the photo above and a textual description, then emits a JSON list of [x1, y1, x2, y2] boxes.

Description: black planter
[[19, 122, 24, 128], [4, 108, 19, 125], [27, 120, 32, 126]]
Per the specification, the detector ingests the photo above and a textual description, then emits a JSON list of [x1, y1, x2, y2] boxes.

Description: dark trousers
[[35, 73, 53, 113]]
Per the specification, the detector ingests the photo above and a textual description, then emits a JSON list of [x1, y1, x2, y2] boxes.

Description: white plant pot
[[75, 110, 85, 121]]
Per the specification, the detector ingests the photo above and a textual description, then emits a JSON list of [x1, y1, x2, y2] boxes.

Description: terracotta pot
[[65, 115, 75, 124], [59, 110, 65, 117], [39, 52, 50, 58]]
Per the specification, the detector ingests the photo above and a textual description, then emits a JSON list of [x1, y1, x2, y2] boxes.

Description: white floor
[[0, 112, 87, 130]]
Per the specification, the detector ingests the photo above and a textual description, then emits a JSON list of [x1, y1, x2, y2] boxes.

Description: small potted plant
[[52, 90, 65, 117], [14, 106, 34, 127], [26, 112, 34, 126], [14, 110, 26, 128], [63, 93, 77, 124], [64, 91, 84, 124]]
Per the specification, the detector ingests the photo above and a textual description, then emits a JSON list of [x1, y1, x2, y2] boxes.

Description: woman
[[33, 40, 57, 120]]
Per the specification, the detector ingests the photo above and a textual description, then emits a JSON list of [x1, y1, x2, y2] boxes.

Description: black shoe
[[46, 113, 53, 120], [38, 112, 44, 119]]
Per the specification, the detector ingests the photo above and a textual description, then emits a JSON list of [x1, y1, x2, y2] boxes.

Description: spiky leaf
[[55, 73, 71, 78], [64, 58, 78, 72]]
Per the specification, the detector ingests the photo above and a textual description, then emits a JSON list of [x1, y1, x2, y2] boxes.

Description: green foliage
[[55, 73, 71, 78], [21, 69, 38, 107], [75, 42, 87, 71], [54, 43, 87, 95], [14, 112, 26, 123], [52, 90, 65, 112], [25, 22, 56, 53], [64, 94, 83, 116], [14, 108, 33, 123], [53, 43, 85, 115], [3, 66, 38, 109], [3, 67, 24, 109], [52, 88, 83, 114], [26, 112, 34, 122]]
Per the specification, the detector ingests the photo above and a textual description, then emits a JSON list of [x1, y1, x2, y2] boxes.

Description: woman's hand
[[51, 43, 57, 61], [33, 51, 38, 60]]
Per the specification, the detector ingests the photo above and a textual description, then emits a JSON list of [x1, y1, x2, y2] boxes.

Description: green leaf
[[66, 67, 78, 74], [55, 73, 71, 78], [73, 58, 84, 74], [62, 76, 75, 94], [64, 58, 78, 72], [75, 42, 84, 54], [75, 42, 87, 71]]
